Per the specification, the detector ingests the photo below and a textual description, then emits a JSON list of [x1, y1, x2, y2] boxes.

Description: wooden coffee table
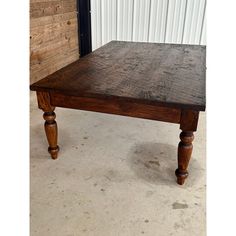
[[30, 41, 206, 185]]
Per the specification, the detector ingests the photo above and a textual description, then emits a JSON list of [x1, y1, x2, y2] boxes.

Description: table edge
[[30, 85, 206, 112]]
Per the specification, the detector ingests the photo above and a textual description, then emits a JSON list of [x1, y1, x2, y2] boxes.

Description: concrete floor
[[30, 92, 206, 236]]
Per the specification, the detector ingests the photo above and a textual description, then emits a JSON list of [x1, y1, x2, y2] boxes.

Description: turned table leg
[[43, 111, 59, 159], [175, 110, 199, 185], [175, 131, 194, 185], [36, 91, 60, 159]]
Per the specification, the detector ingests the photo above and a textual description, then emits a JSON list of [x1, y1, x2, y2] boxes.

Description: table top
[[30, 41, 206, 111]]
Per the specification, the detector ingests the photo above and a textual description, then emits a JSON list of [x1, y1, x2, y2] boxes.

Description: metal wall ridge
[[91, 0, 206, 50]]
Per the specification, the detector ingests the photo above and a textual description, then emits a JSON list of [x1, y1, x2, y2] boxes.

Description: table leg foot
[[175, 131, 194, 185], [43, 111, 59, 159]]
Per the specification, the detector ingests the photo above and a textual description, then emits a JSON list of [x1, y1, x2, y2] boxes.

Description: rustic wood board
[[30, 1, 79, 84], [30, 0, 76, 18]]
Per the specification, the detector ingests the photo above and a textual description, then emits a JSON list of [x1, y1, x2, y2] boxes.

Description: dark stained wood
[[180, 110, 199, 131], [31, 41, 206, 185], [43, 111, 59, 159], [36, 91, 54, 112], [50, 92, 181, 123], [30, 41, 206, 111], [175, 108, 200, 184], [175, 131, 194, 185], [37, 91, 59, 159]]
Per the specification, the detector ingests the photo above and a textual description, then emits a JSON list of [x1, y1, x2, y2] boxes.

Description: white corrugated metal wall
[[91, 0, 206, 50]]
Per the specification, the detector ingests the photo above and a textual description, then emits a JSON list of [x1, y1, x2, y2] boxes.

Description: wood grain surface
[[50, 92, 181, 123], [30, 41, 206, 111], [30, 0, 79, 83]]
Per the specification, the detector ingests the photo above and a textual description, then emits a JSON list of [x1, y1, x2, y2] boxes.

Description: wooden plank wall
[[30, 0, 79, 83]]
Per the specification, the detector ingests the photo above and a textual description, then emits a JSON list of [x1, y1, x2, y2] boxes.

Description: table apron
[[50, 93, 181, 124]]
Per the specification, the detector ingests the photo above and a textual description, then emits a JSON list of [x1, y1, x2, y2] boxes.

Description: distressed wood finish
[[31, 41, 206, 111], [30, 0, 76, 18], [30, 41, 206, 185], [175, 109, 200, 184], [37, 91, 59, 159], [180, 110, 199, 131], [50, 92, 181, 123], [176, 131, 194, 185], [30, 0, 79, 83]]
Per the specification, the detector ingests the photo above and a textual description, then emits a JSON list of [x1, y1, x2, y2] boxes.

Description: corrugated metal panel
[[117, 0, 134, 41], [132, 0, 151, 42], [91, 0, 102, 50], [149, 0, 169, 43], [182, 0, 206, 44], [200, 12, 206, 45], [91, 0, 206, 50], [165, 0, 187, 43]]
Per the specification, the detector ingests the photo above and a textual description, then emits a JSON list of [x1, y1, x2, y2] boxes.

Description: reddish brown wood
[[36, 91, 55, 112], [43, 112, 59, 159], [50, 92, 181, 123], [175, 109, 199, 184], [175, 131, 194, 185], [180, 109, 199, 131], [37, 91, 59, 159]]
